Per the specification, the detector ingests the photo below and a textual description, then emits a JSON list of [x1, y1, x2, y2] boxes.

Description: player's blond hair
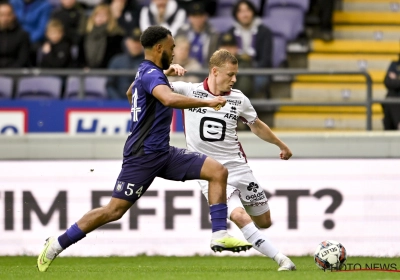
[[209, 49, 238, 71]]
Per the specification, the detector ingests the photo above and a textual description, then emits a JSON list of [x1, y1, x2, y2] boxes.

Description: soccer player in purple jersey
[[37, 26, 251, 272]]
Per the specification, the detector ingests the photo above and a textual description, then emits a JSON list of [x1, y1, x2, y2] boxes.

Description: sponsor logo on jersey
[[188, 108, 207, 114], [227, 99, 242, 106], [223, 113, 238, 120], [192, 91, 208, 98], [230, 106, 237, 113]]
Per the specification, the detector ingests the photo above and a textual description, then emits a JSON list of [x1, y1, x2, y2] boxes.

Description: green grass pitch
[[1, 256, 399, 280]]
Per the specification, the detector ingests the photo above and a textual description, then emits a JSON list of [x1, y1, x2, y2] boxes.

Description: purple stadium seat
[[0, 76, 13, 99], [248, 0, 261, 10], [265, 7, 305, 38], [265, 0, 310, 13], [272, 35, 287, 67], [209, 16, 235, 33], [64, 76, 107, 100], [16, 76, 62, 99], [262, 16, 297, 41], [216, 3, 234, 16], [216, 0, 262, 16]]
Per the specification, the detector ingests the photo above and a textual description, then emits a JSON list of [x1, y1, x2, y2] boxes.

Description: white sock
[[212, 229, 228, 239], [240, 222, 279, 259], [47, 238, 64, 260], [273, 252, 288, 265]]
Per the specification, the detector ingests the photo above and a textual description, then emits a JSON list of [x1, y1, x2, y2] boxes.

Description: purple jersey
[[123, 60, 173, 157]]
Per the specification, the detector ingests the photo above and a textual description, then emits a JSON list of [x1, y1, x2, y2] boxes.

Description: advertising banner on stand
[[0, 100, 184, 134], [0, 159, 399, 256]]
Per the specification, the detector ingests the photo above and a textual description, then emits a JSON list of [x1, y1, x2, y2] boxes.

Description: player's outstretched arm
[[249, 118, 292, 160], [152, 84, 226, 110], [163, 64, 187, 77], [126, 82, 134, 106]]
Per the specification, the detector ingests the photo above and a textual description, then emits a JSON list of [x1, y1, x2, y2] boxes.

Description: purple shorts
[[112, 146, 207, 203]]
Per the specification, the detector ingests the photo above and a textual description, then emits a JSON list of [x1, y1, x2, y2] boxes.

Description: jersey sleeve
[[142, 70, 169, 95], [170, 81, 193, 97], [239, 95, 258, 125]]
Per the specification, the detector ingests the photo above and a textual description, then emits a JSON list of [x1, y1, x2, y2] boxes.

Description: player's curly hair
[[140, 26, 172, 49], [209, 49, 238, 70]]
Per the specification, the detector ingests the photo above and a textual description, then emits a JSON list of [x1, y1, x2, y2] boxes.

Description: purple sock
[[210, 203, 228, 232], [58, 223, 86, 249]]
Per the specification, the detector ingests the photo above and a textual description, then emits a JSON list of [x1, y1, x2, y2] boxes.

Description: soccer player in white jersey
[[171, 49, 296, 271]]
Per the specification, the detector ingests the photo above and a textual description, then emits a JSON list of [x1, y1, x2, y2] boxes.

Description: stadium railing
[[0, 68, 394, 131]]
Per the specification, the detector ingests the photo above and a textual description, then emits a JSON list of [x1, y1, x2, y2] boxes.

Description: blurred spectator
[[227, 0, 273, 97], [176, 0, 216, 17], [0, 2, 30, 67], [382, 60, 400, 130], [104, 0, 141, 35], [309, 0, 334, 41], [77, 0, 102, 9], [79, 3, 124, 68], [168, 36, 201, 83], [51, 0, 87, 45], [106, 27, 144, 99], [139, 0, 186, 36], [37, 19, 73, 68], [218, 32, 253, 95], [9, 0, 52, 44], [175, 2, 219, 67]]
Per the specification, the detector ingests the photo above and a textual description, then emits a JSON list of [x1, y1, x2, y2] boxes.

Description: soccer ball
[[314, 240, 347, 271]]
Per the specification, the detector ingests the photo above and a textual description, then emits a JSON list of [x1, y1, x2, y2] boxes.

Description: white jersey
[[171, 79, 258, 165]]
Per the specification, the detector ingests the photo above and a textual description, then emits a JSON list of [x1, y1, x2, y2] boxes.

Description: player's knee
[[230, 208, 252, 228], [214, 164, 228, 182]]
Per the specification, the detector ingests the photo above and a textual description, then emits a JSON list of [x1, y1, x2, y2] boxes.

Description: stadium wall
[[0, 159, 399, 256]]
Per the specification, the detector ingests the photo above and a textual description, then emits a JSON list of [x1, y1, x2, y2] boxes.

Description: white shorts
[[198, 162, 270, 217]]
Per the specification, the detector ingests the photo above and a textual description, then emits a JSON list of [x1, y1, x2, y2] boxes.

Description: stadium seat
[[334, 11, 400, 25], [0, 76, 13, 99], [308, 53, 395, 72], [208, 16, 235, 33], [272, 35, 287, 67], [265, 7, 305, 39], [291, 82, 387, 102], [64, 76, 107, 100], [265, 0, 309, 13], [334, 25, 400, 41], [216, 0, 262, 16], [16, 76, 62, 99], [248, 0, 261, 10], [295, 70, 385, 83], [262, 16, 297, 41], [216, 1, 235, 16], [311, 39, 399, 54]]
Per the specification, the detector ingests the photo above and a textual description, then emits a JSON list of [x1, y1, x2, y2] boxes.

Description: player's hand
[[388, 72, 397, 79], [280, 146, 292, 160], [164, 64, 187, 77], [209, 96, 226, 111]]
